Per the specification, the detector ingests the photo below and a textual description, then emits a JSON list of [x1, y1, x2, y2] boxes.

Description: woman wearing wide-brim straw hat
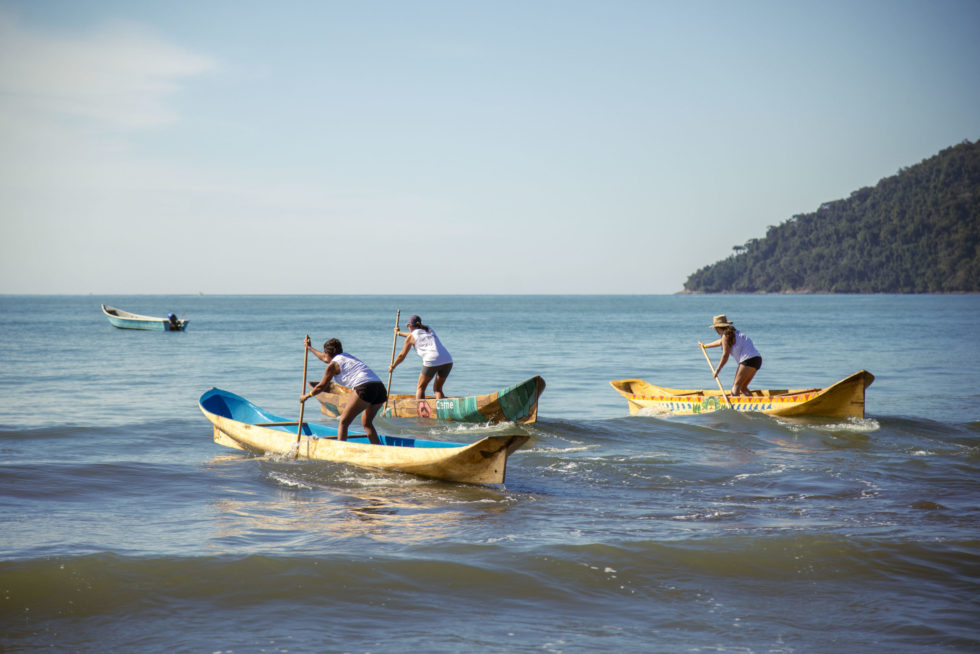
[[698, 314, 763, 396]]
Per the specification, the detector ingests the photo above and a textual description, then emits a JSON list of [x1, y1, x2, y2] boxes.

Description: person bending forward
[[699, 314, 762, 396], [389, 314, 453, 418], [302, 336, 387, 444]]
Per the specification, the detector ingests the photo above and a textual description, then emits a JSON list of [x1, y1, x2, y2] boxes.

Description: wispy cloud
[[0, 10, 215, 129]]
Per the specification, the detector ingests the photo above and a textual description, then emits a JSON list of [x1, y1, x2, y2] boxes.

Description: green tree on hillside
[[683, 139, 980, 293]]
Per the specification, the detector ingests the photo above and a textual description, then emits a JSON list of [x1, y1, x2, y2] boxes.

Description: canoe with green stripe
[[313, 376, 546, 424]]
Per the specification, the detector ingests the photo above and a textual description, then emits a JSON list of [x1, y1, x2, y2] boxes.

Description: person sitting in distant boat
[[699, 314, 762, 396], [389, 314, 453, 418], [168, 313, 180, 330], [302, 337, 387, 444]]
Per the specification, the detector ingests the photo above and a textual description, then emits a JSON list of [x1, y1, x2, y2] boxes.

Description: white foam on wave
[[525, 444, 594, 454], [782, 416, 880, 434], [636, 406, 673, 417], [266, 471, 313, 490], [731, 464, 788, 482]]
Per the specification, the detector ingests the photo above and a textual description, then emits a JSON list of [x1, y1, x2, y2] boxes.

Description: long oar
[[295, 334, 310, 458], [700, 343, 733, 409], [384, 309, 401, 413]]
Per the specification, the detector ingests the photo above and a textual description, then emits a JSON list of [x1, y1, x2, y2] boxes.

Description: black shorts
[[420, 362, 453, 379], [739, 356, 762, 370], [354, 381, 388, 404]]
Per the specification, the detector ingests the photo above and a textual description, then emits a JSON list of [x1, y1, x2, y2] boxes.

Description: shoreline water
[[1, 295, 978, 652]]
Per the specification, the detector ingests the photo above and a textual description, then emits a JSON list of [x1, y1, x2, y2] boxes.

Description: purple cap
[[407, 315, 421, 328]]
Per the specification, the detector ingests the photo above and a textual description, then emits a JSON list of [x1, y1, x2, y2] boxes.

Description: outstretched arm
[[711, 340, 732, 378], [307, 344, 332, 365], [389, 335, 414, 372], [303, 361, 339, 402]]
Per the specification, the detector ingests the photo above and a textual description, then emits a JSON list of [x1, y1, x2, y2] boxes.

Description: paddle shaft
[[295, 334, 310, 457], [700, 343, 734, 409], [384, 309, 400, 411]]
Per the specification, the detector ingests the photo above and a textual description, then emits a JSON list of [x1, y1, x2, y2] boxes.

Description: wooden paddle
[[295, 334, 310, 458], [384, 309, 401, 413], [700, 343, 734, 409]]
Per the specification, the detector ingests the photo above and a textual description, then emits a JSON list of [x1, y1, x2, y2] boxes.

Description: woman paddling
[[302, 336, 386, 444], [389, 314, 453, 418], [699, 314, 762, 396]]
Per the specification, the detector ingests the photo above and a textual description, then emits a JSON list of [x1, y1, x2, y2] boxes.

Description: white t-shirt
[[412, 328, 453, 367], [332, 353, 381, 388], [730, 330, 761, 363]]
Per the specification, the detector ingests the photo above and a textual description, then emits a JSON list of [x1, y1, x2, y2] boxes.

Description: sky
[[1, 0, 978, 295]]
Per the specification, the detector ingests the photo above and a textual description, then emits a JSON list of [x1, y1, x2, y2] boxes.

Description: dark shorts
[[420, 362, 453, 379], [354, 381, 388, 405], [739, 356, 763, 370]]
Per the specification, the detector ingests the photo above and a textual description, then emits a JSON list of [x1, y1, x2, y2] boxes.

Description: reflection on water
[[204, 454, 517, 548]]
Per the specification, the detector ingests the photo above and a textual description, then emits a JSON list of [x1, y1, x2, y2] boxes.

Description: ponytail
[[408, 315, 431, 332]]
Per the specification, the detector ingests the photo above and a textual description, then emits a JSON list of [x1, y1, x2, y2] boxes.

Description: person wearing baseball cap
[[390, 315, 454, 418]]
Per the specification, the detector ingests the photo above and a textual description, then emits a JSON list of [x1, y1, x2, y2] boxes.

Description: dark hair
[[323, 338, 343, 356], [720, 325, 735, 347], [408, 316, 430, 332]]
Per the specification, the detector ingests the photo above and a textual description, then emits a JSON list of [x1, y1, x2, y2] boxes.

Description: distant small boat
[[312, 376, 546, 424], [609, 370, 875, 419], [200, 388, 529, 484], [101, 304, 187, 331]]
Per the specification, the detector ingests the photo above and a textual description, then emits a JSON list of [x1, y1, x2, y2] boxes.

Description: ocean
[[1, 294, 978, 653]]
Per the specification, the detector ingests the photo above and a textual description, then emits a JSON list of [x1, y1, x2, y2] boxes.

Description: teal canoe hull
[[102, 304, 187, 331]]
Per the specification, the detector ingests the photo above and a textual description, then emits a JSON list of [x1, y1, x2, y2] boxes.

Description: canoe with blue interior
[[199, 387, 529, 484], [102, 304, 187, 331]]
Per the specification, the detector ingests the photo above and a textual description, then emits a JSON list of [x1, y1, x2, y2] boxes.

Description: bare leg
[[432, 371, 449, 399], [360, 403, 382, 445], [416, 372, 434, 399], [416, 372, 434, 417], [337, 395, 369, 441], [732, 364, 758, 396]]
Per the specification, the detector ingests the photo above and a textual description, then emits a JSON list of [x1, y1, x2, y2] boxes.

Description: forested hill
[[683, 139, 980, 293]]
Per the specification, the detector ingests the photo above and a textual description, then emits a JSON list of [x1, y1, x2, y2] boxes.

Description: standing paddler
[[389, 314, 453, 418], [302, 337, 387, 444]]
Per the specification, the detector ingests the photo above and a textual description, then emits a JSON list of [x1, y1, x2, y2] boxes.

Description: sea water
[[1, 294, 978, 652]]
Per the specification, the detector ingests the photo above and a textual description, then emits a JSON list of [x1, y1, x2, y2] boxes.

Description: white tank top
[[332, 353, 381, 388], [730, 330, 761, 363], [412, 328, 453, 367]]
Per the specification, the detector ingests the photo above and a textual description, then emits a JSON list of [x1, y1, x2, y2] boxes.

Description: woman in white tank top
[[389, 314, 454, 417], [302, 336, 387, 443], [699, 314, 763, 396]]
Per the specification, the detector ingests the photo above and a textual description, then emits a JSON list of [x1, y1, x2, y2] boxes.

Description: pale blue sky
[[1, 0, 978, 294]]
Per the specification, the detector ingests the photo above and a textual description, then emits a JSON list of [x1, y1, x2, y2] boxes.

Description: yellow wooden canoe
[[200, 388, 528, 484], [609, 370, 875, 419], [312, 376, 546, 424]]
